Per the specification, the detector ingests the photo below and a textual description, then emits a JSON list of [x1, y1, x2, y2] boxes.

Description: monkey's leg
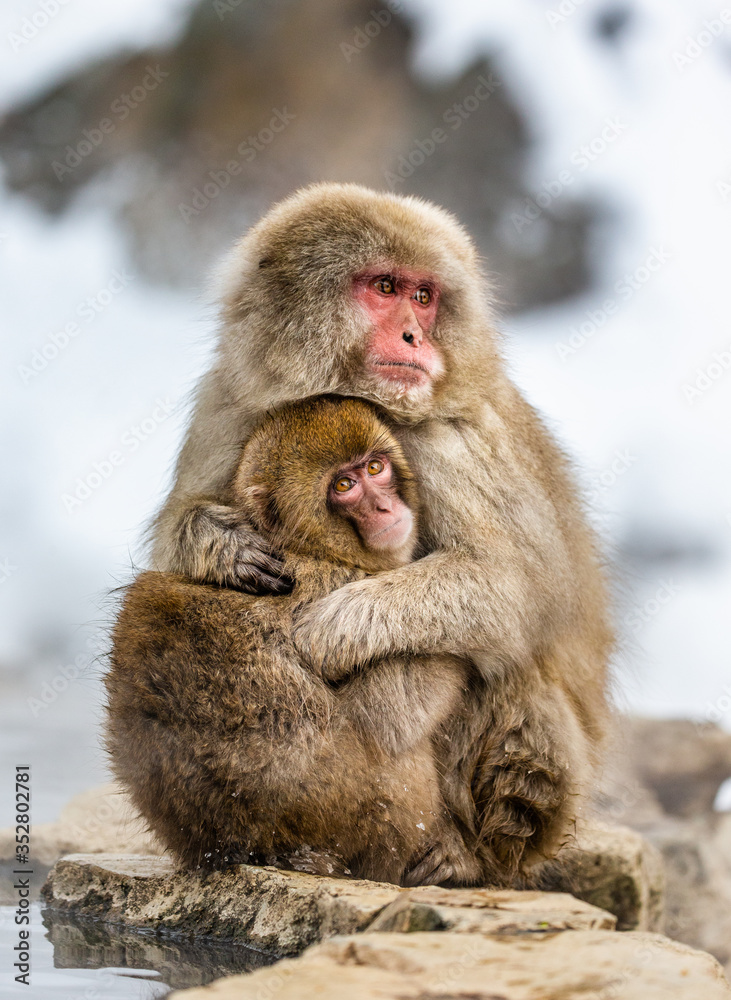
[[336, 656, 484, 887], [178, 679, 450, 885], [110, 675, 470, 885], [225, 652, 475, 887], [342, 742, 477, 887], [218, 726, 446, 886], [467, 683, 589, 886]]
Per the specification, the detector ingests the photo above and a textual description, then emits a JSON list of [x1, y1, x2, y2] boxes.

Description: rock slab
[[368, 883, 616, 934], [551, 820, 665, 931], [16, 784, 663, 932], [42, 854, 730, 998], [170, 930, 731, 1000], [41, 855, 614, 955], [42, 854, 402, 956]]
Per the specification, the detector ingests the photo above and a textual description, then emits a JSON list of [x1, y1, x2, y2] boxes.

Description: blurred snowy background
[[1, 0, 730, 823]]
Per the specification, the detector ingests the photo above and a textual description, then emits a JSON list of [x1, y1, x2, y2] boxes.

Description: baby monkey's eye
[[367, 460, 384, 476], [334, 477, 356, 493], [414, 287, 431, 306], [374, 277, 395, 295]]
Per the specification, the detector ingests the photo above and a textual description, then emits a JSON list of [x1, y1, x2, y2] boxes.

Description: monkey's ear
[[258, 257, 273, 269], [242, 484, 278, 532]]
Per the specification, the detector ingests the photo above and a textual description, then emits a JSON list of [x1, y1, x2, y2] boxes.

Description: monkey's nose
[[402, 330, 420, 346]]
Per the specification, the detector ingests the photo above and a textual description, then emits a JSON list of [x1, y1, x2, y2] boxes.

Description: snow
[[0, 0, 195, 111], [1, 190, 212, 667], [0, 186, 211, 820]]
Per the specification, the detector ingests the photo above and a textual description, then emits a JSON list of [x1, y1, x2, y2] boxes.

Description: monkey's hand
[[178, 502, 293, 595], [292, 573, 411, 680], [227, 532, 293, 595]]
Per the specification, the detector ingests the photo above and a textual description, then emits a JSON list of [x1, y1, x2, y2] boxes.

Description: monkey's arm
[[336, 653, 467, 756], [150, 368, 291, 593], [292, 536, 578, 679]]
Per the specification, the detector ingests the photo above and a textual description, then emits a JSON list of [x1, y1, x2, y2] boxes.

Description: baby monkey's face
[[328, 453, 413, 553]]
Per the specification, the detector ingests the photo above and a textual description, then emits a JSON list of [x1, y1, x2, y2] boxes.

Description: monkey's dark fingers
[[243, 545, 289, 575], [234, 540, 293, 589], [234, 563, 293, 595], [257, 571, 293, 594]]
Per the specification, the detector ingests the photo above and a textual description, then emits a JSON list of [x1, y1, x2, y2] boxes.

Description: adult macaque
[[107, 397, 476, 884], [149, 184, 612, 878]]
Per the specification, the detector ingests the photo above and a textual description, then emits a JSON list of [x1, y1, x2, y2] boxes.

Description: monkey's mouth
[[367, 510, 414, 550], [376, 361, 428, 372], [372, 515, 404, 537], [371, 360, 431, 386]]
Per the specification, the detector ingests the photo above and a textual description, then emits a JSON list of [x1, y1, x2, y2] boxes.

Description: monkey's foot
[[403, 838, 483, 888]]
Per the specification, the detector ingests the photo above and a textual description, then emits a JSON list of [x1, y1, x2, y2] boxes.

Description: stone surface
[[170, 929, 731, 999], [23, 785, 659, 932], [42, 852, 730, 998], [0, 782, 162, 904], [42, 854, 402, 956], [40, 816, 659, 952], [550, 819, 665, 931], [641, 813, 731, 976], [42, 854, 619, 955], [593, 718, 731, 974], [595, 718, 731, 831], [0, 783, 162, 867], [367, 884, 616, 934]]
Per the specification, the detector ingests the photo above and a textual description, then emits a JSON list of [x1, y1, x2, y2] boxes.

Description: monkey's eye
[[374, 277, 395, 295], [367, 460, 384, 476], [334, 477, 356, 493], [414, 287, 431, 306]]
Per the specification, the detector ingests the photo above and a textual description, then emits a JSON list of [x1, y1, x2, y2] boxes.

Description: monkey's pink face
[[329, 454, 413, 552], [353, 270, 444, 391]]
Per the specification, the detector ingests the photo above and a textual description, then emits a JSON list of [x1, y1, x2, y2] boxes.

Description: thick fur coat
[[141, 185, 613, 882]]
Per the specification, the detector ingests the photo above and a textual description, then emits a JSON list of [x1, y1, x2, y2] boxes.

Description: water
[[1, 904, 276, 998]]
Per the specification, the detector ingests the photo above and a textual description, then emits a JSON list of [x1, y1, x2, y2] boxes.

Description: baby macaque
[[106, 396, 476, 885]]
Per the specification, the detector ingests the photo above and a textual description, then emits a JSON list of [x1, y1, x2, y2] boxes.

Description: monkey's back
[[106, 572, 337, 862], [110, 571, 326, 726]]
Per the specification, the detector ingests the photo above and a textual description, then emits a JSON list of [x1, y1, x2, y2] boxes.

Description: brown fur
[[146, 184, 614, 881], [107, 398, 477, 884]]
